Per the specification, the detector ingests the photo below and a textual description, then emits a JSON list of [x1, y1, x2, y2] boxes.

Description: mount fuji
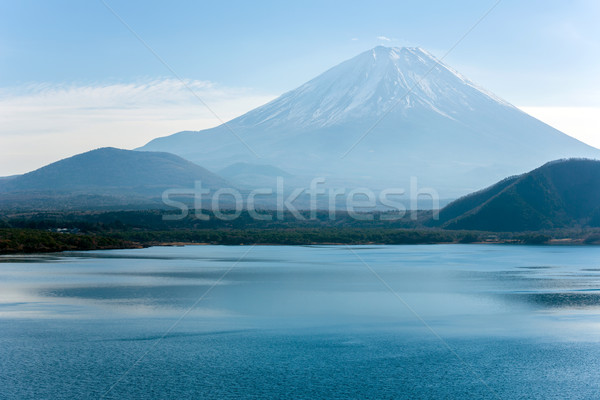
[[139, 46, 600, 197]]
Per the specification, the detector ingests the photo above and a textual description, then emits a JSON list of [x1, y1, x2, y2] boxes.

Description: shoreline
[[1, 226, 598, 256], [2, 240, 597, 256]]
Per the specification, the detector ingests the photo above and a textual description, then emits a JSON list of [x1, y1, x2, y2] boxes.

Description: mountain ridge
[[0, 148, 230, 209], [435, 158, 600, 231], [138, 46, 600, 197]]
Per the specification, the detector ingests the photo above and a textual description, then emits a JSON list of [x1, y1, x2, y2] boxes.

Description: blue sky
[[1, 0, 599, 174]]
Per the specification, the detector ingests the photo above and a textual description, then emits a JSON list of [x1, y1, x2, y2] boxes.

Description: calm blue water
[[2, 245, 600, 399]]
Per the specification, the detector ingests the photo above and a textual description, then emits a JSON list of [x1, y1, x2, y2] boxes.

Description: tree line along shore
[[1, 209, 599, 255]]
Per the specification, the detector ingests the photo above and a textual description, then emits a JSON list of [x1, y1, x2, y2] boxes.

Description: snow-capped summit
[[139, 46, 600, 196], [236, 46, 510, 129]]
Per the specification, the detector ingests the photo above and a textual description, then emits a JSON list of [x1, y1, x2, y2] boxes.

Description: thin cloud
[[377, 36, 392, 42], [0, 79, 276, 175]]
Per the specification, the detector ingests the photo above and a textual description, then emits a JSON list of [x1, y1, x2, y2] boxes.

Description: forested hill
[[435, 159, 600, 231]]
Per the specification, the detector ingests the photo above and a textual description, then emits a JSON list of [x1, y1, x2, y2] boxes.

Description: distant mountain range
[[435, 159, 600, 231], [0, 148, 229, 209], [2, 46, 599, 219], [138, 46, 600, 197], [2, 150, 600, 233]]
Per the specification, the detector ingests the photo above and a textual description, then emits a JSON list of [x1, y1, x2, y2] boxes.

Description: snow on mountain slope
[[235, 47, 511, 128], [139, 46, 600, 197]]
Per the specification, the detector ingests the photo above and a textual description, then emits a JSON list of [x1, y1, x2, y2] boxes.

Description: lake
[[2, 244, 600, 399]]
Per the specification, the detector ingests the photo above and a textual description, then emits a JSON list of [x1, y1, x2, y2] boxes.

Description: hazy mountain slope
[[431, 175, 520, 226], [219, 162, 291, 178], [217, 162, 292, 188], [0, 147, 228, 196], [139, 46, 600, 196], [438, 159, 600, 231]]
